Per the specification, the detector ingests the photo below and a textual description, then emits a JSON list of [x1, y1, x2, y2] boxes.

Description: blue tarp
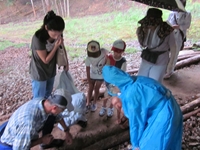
[[102, 66, 183, 150]]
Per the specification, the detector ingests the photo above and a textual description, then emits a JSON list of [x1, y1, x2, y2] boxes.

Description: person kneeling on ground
[[0, 89, 73, 150], [102, 66, 183, 150], [58, 92, 88, 129]]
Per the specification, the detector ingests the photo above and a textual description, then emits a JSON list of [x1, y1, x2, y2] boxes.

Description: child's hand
[[115, 119, 121, 124]]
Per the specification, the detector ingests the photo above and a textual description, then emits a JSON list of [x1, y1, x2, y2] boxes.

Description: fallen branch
[[183, 108, 200, 121], [180, 97, 200, 114], [175, 55, 200, 70], [177, 52, 200, 61]]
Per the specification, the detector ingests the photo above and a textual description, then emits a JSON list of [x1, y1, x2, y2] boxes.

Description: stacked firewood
[[182, 93, 200, 149]]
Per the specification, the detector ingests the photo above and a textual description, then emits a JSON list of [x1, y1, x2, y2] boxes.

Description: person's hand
[[64, 65, 69, 72], [55, 36, 63, 49], [65, 131, 73, 145], [115, 118, 121, 124], [172, 25, 180, 29], [134, 147, 140, 150], [42, 134, 54, 145]]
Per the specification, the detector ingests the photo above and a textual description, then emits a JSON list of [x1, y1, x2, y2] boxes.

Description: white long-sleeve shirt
[[168, 11, 191, 38]]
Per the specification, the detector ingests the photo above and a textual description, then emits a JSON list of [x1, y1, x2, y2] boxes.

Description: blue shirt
[[0, 98, 61, 150]]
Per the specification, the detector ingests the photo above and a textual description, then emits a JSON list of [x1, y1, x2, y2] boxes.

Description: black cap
[[146, 8, 162, 18]]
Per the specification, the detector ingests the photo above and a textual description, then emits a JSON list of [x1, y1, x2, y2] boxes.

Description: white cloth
[[55, 71, 87, 128], [138, 28, 177, 83], [55, 71, 79, 95], [166, 11, 191, 74], [168, 11, 191, 38], [58, 93, 87, 128], [85, 48, 108, 79]]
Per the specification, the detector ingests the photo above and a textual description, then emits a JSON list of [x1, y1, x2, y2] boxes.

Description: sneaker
[[99, 107, 106, 116], [85, 105, 90, 113], [40, 139, 64, 149], [91, 103, 97, 112], [107, 107, 114, 118]]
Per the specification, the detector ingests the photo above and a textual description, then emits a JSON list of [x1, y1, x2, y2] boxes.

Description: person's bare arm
[[36, 37, 62, 64], [58, 119, 73, 145], [31, 134, 54, 147]]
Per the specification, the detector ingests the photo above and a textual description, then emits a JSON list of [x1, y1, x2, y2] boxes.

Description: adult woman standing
[[136, 8, 176, 83], [29, 10, 67, 99]]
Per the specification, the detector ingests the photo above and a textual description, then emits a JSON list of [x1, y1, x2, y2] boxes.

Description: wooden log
[[175, 55, 200, 70], [82, 130, 130, 150], [180, 97, 200, 114], [178, 53, 200, 61], [183, 108, 200, 121]]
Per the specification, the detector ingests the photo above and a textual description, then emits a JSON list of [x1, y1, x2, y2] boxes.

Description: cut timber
[[183, 108, 200, 121], [57, 115, 130, 150], [180, 97, 200, 114], [82, 130, 130, 150], [177, 52, 200, 61], [175, 55, 200, 70]]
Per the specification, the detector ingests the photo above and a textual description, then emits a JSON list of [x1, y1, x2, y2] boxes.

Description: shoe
[[163, 72, 174, 80], [85, 105, 90, 113], [41, 139, 64, 149], [90, 103, 97, 112], [99, 107, 106, 116], [107, 108, 114, 117], [77, 120, 87, 128]]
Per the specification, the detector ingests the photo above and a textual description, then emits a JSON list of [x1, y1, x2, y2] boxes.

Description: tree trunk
[[55, 0, 60, 15], [67, 0, 70, 17], [59, 0, 64, 17], [41, 0, 46, 14], [30, 0, 36, 19], [45, 0, 51, 12], [64, 0, 67, 17]]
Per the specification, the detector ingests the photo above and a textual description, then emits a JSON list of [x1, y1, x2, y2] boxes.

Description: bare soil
[[1, 0, 200, 149], [1, 46, 200, 150]]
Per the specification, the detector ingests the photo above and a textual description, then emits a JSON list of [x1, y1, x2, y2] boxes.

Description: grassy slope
[[0, 1, 200, 58]]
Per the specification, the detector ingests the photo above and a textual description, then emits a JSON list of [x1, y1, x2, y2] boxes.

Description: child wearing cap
[[85, 40, 108, 113], [99, 39, 127, 120]]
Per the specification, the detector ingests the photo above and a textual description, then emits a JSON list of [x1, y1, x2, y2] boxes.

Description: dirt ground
[[1, 46, 200, 150], [1, 0, 200, 149]]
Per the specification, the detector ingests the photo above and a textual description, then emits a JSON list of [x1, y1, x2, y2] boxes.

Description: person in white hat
[[0, 88, 73, 150], [99, 39, 127, 120], [85, 40, 109, 113]]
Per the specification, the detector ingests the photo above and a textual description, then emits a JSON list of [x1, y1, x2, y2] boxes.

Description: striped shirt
[[0, 98, 62, 150]]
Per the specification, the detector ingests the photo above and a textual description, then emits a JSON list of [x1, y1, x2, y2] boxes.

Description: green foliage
[[0, 1, 199, 57], [6, 0, 14, 6], [0, 40, 26, 51]]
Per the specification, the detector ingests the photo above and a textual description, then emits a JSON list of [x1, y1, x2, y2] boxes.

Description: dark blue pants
[[0, 121, 12, 150]]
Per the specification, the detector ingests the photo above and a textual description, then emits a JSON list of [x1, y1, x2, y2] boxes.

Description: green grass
[[0, 40, 26, 50], [0, 1, 200, 58]]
